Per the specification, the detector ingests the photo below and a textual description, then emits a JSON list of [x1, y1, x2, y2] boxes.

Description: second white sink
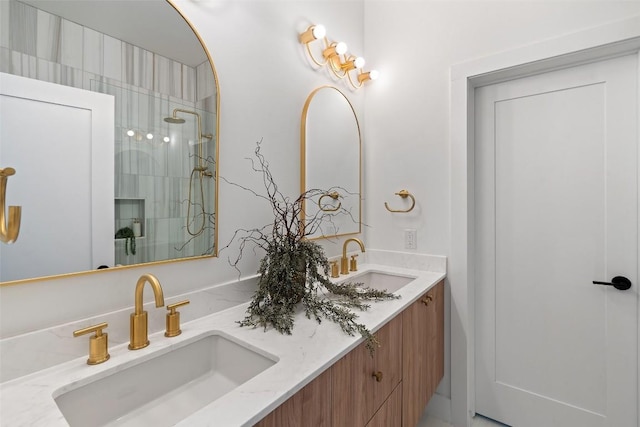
[[54, 332, 277, 427], [346, 270, 417, 293]]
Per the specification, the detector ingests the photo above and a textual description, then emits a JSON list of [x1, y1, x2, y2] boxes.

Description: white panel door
[[475, 54, 638, 427], [0, 73, 114, 282]]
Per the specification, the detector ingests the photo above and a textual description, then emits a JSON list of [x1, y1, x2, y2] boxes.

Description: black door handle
[[593, 276, 632, 291]]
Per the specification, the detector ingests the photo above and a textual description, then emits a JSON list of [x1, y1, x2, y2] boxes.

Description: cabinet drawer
[[332, 314, 403, 427], [366, 383, 402, 427]]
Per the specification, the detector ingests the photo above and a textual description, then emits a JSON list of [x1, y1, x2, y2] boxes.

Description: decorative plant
[[115, 226, 136, 255], [223, 140, 399, 352]]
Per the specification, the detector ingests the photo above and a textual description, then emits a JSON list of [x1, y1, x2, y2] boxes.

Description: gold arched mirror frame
[[300, 86, 362, 240], [0, 0, 220, 286]]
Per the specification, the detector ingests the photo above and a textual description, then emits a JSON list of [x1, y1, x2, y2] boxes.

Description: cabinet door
[[427, 281, 445, 397], [332, 314, 403, 427], [255, 368, 331, 427], [402, 281, 444, 427], [366, 383, 403, 427]]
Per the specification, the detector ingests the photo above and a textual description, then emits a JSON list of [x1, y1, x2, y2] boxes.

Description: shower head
[[164, 116, 186, 124]]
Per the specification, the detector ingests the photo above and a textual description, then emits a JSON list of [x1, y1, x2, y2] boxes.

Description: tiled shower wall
[[0, 0, 217, 266]]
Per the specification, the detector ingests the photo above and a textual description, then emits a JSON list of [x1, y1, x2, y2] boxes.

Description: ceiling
[[20, 0, 208, 67]]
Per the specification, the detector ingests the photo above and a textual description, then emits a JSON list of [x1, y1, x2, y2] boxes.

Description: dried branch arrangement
[[223, 140, 398, 352]]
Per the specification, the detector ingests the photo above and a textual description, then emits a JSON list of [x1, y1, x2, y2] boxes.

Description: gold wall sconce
[[318, 191, 342, 212], [0, 167, 21, 244], [299, 24, 379, 89], [384, 190, 416, 213]]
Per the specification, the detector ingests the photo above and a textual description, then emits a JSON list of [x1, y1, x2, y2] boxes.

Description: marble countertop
[[0, 260, 445, 427]]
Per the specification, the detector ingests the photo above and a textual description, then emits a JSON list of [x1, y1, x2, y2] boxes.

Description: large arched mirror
[[0, 0, 219, 284], [301, 86, 361, 239]]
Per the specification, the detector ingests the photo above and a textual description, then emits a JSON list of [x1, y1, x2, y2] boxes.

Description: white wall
[[0, 0, 366, 337], [4, 1, 639, 423], [363, 1, 640, 425]]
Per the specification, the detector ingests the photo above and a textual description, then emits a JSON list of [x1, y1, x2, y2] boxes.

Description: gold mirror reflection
[[301, 86, 361, 239], [0, 0, 219, 284]]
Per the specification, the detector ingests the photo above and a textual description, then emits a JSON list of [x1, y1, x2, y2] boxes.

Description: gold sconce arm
[[299, 24, 377, 90], [300, 25, 329, 67], [0, 167, 22, 244], [384, 189, 416, 213], [318, 191, 341, 212]]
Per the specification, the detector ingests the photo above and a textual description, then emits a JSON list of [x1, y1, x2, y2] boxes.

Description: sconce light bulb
[[358, 70, 380, 84], [312, 24, 326, 39], [354, 57, 365, 69], [146, 133, 153, 140], [335, 42, 348, 55], [126, 129, 135, 137], [300, 24, 326, 44], [163, 136, 170, 143]]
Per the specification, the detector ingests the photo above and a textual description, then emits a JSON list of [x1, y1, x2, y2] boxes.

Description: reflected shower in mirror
[[301, 86, 361, 239], [100, 81, 216, 266], [0, 0, 219, 284]]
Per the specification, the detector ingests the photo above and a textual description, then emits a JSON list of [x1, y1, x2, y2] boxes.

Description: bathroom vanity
[[0, 252, 446, 426], [255, 280, 444, 427]]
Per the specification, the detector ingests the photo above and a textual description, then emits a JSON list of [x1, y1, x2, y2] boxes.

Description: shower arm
[[169, 108, 212, 171]]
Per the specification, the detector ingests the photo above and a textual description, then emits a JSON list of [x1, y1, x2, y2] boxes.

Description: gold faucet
[[341, 238, 365, 275], [129, 273, 165, 350], [73, 322, 110, 365]]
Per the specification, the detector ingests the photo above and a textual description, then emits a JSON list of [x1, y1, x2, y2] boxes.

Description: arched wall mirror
[[0, 0, 219, 284], [301, 86, 361, 239]]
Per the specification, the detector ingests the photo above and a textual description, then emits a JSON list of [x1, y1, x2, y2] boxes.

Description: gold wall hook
[[0, 167, 22, 244], [318, 191, 341, 212], [384, 189, 416, 213]]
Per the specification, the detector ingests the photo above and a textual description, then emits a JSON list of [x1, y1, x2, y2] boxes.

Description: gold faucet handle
[[165, 300, 190, 337], [349, 254, 359, 272], [330, 261, 340, 278], [73, 322, 110, 365]]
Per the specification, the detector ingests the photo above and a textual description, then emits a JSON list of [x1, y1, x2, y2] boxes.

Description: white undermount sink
[[344, 270, 417, 293], [54, 332, 277, 427]]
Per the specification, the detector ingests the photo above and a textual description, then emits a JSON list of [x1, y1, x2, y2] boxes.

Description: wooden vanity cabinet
[[402, 281, 445, 427], [254, 280, 444, 427], [366, 383, 402, 427], [331, 314, 403, 426], [254, 368, 332, 427]]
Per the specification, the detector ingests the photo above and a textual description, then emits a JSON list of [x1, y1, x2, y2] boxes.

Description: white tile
[[12, 51, 37, 79], [9, 0, 36, 55], [0, 0, 9, 49], [60, 19, 82, 69], [36, 57, 60, 84], [82, 27, 103, 75], [196, 60, 215, 101], [60, 64, 82, 88], [103, 34, 122, 81], [36, 9, 60, 62], [182, 64, 196, 102]]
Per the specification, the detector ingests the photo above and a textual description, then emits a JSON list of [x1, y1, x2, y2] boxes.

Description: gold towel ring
[[318, 191, 341, 212], [384, 190, 415, 213], [0, 167, 22, 244]]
